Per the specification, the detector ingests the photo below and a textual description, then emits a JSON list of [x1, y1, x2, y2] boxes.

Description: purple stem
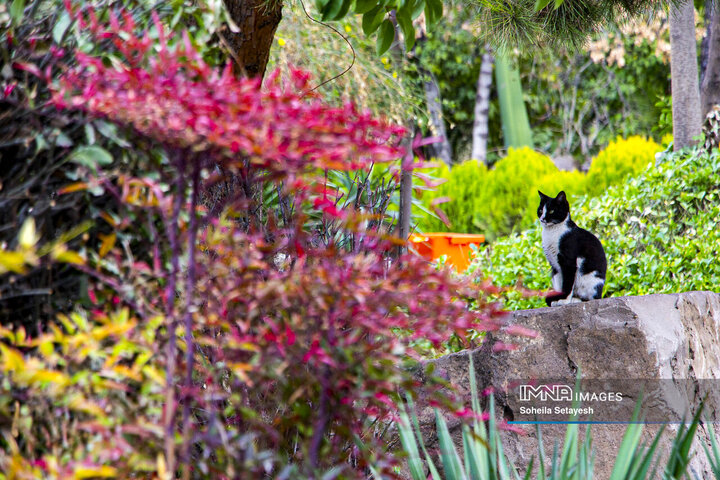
[[181, 159, 201, 466], [164, 149, 186, 472], [308, 367, 331, 469]]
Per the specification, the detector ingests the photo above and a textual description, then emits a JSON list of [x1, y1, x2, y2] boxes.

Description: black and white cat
[[537, 191, 607, 306]]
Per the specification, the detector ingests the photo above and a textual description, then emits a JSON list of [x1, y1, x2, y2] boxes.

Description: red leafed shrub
[[51, 6, 404, 174], [0, 4, 513, 479]]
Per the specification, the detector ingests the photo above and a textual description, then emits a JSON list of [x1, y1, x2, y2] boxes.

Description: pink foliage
[[51, 5, 405, 175], [17, 3, 520, 477]]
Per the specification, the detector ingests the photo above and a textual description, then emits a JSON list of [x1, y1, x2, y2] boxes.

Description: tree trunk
[[471, 47, 494, 164], [222, 0, 283, 79], [701, 3, 720, 117], [389, 12, 414, 253], [421, 68, 453, 166], [670, 0, 702, 149], [398, 156, 413, 247]]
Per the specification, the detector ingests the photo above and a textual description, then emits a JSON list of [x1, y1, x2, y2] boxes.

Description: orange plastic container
[[409, 232, 485, 271]]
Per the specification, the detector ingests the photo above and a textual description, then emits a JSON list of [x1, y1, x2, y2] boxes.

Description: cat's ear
[[538, 190, 549, 200], [556, 191, 567, 202]]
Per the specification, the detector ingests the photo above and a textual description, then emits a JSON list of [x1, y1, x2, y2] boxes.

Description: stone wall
[[415, 291, 720, 478]]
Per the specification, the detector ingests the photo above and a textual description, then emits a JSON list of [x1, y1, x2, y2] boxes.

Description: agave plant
[[395, 355, 707, 480]]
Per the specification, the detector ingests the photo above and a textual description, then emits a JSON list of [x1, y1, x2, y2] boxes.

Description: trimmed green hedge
[[418, 136, 661, 240], [467, 146, 720, 310]]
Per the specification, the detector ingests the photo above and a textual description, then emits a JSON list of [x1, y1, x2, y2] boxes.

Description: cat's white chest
[[541, 222, 569, 271]]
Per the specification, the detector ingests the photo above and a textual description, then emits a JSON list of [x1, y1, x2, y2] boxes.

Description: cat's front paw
[[553, 297, 573, 306]]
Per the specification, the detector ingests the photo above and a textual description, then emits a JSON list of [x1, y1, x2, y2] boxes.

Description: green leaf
[[362, 5, 386, 36], [533, 0, 553, 11], [84, 123, 96, 145], [435, 409, 465, 480], [553, 0, 564, 8], [396, 10, 415, 51], [94, 120, 130, 147], [411, 0, 426, 19], [329, 0, 353, 21], [321, 0, 344, 21], [424, 0, 442, 27], [10, 0, 26, 25], [68, 146, 114, 170], [56, 131, 74, 148], [376, 19, 395, 56], [397, 403, 427, 480], [315, 0, 331, 13], [408, 395, 442, 479], [53, 11, 72, 44], [355, 0, 377, 13], [608, 395, 644, 480]]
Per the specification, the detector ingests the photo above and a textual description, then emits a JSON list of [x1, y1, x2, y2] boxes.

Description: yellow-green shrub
[[417, 137, 664, 240], [417, 160, 489, 233], [474, 147, 558, 238], [585, 136, 661, 196], [418, 149, 581, 240]]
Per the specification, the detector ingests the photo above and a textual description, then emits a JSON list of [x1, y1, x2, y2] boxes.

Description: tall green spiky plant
[[494, 51, 534, 150]]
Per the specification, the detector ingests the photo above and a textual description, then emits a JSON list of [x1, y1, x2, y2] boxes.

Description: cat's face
[[537, 191, 569, 225]]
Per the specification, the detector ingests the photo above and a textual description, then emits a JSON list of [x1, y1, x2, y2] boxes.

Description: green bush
[[469, 146, 720, 310], [418, 148, 568, 240], [585, 135, 661, 196], [477, 147, 558, 238], [418, 160, 489, 233], [417, 137, 662, 241]]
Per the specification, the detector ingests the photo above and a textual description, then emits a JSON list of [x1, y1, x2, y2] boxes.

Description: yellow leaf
[[39, 340, 54, 358], [0, 251, 27, 274], [73, 465, 117, 478], [18, 217, 38, 250], [49, 323, 65, 341], [108, 364, 141, 382], [229, 362, 253, 372], [133, 351, 152, 370], [0, 326, 14, 341], [0, 344, 25, 373], [52, 248, 85, 265], [67, 394, 105, 417], [57, 314, 76, 334], [226, 339, 259, 352], [96, 378, 128, 391], [99, 211, 117, 227], [57, 182, 88, 194], [142, 365, 166, 386], [71, 312, 89, 331], [29, 369, 70, 387], [157, 453, 167, 480], [15, 327, 25, 345], [91, 320, 135, 341], [98, 232, 116, 258]]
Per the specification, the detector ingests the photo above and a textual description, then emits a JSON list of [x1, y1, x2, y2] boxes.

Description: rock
[[413, 292, 720, 479], [551, 154, 578, 172]]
